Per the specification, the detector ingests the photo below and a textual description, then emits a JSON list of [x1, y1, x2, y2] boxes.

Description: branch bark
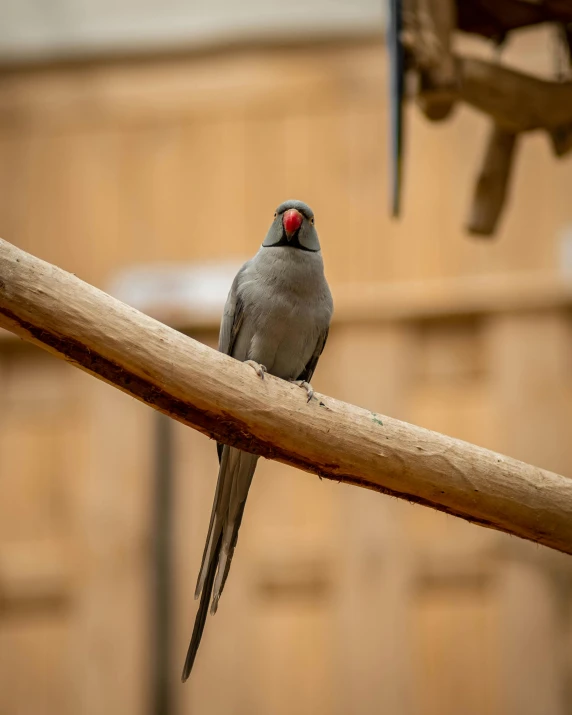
[[1, 238, 571, 554]]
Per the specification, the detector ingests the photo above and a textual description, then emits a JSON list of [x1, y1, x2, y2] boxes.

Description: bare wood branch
[[452, 56, 572, 134], [0, 238, 571, 555], [404, 0, 458, 120], [466, 123, 519, 237], [403, 0, 456, 78], [408, 49, 572, 140], [409, 50, 572, 236]]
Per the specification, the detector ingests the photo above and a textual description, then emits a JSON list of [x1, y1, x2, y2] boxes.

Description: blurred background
[[1, 1, 572, 714]]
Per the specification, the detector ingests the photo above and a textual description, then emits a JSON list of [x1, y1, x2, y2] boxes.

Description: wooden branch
[[403, 0, 456, 79], [408, 47, 572, 141], [451, 56, 572, 136], [408, 50, 572, 236], [466, 123, 519, 237], [1, 238, 572, 555], [404, 0, 458, 121]]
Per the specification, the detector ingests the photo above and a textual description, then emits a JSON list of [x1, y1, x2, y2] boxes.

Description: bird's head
[[262, 200, 320, 252]]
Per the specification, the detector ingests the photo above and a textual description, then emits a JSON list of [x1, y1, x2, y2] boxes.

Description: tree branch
[[1, 238, 571, 554]]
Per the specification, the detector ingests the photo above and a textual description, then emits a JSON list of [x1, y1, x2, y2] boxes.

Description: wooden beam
[[400, 3, 572, 236], [332, 273, 572, 323], [408, 46, 572, 236], [0, 238, 571, 554], [466, 123, 519, 237], [2, 271, 571, 345], [456, 56, 572, 134], [404, 0, 458, 121], [407, 46, 572, 140]]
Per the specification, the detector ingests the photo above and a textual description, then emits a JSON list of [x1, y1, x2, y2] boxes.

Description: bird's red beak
[[283, 209, 303, 238]]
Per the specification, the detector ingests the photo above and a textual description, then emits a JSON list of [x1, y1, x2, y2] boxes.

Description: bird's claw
[[245, 360, 267, 380], [291, 379, 314, 402]]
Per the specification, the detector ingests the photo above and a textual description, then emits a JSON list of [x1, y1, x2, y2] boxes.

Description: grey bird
[[181, 199, 333, 681]]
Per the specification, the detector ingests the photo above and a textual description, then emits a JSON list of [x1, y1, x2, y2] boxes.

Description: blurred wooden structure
[[391, 0, 572, 235], [0, 33, 572, 715]]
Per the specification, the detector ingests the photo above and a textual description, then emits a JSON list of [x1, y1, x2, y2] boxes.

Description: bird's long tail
[[181, 445, 258, 682]]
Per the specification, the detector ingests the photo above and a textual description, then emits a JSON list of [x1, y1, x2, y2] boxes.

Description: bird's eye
[[273, 212, 277, 219], [310, 217, 314, 224]]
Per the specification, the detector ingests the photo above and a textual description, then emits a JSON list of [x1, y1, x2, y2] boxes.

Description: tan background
[[0, 31, 572, 715]]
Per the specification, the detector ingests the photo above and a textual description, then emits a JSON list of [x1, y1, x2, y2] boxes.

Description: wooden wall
[[0, 38, 571, 290], [0, 35, 571, 715], [169, 306, 572, 715], [0, 343, 153, 715]]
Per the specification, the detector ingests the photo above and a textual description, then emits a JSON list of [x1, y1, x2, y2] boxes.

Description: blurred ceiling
[[0, 0, 385, 62]]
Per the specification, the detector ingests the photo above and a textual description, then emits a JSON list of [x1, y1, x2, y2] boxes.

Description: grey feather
[[218, 267, 246, 357], [297, 327, 329, 383], [182, 200, 333, 682], [216, 269, 247, 463]]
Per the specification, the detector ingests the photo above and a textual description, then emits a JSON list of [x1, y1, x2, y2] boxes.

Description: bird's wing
[[296, 326, 329, 384], [218, 266, 247, 356], [216, 267, 247, 463]]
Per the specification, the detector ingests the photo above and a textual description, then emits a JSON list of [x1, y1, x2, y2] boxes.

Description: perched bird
[[181, 199, 333, 681]]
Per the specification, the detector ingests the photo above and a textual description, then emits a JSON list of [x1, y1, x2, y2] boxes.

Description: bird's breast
[[237, 250, 330, 379]]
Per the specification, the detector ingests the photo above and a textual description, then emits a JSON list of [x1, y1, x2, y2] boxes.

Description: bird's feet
[[290, 379, 314, 403], [245, 360, 267, 380]]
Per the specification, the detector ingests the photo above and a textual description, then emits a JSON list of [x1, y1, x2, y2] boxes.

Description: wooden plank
[[0, 44, 385, 129], [0, 348, 86, 715], [75, 376, 153, 715], [0, 38, 570, 290], [487, 312, 572, 474], [0, 270, 571, 346], [0, 615, 73, 715], [413, 586, 498, 715], [328, 323, 416, 715], [495, 561, 566, 715]]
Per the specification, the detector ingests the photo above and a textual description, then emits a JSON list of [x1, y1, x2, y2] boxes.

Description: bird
[[181, 199, 334, 681]]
